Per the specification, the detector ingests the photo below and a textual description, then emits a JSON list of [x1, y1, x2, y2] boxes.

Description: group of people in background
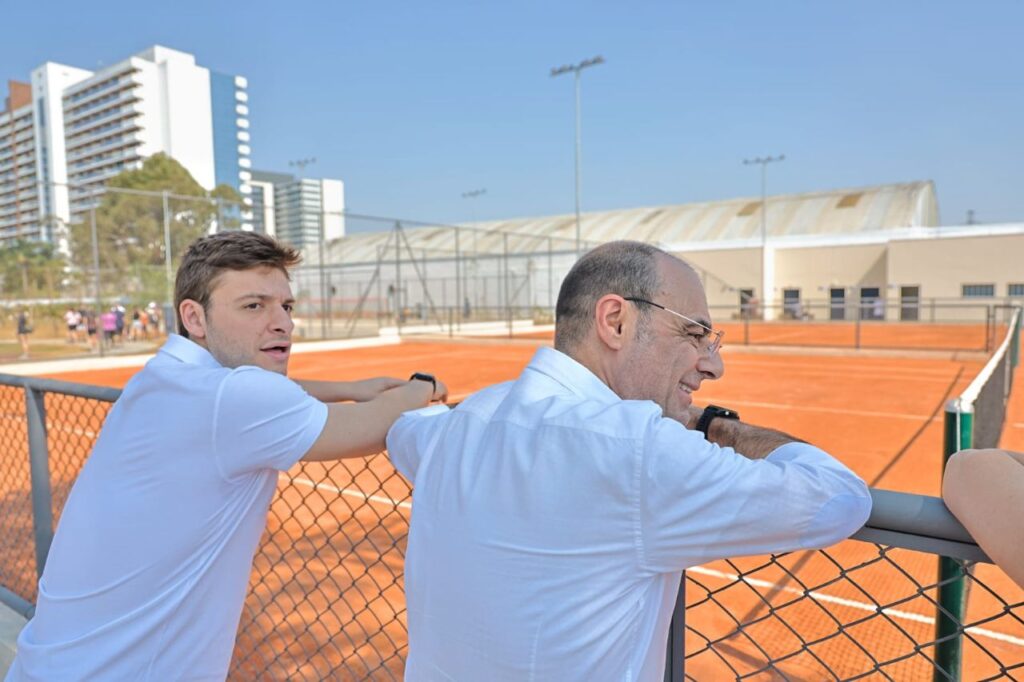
[[61, 303, 163, 351]]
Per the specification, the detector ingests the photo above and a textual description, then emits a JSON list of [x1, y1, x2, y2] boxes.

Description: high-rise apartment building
[[1, 45, 251, 248], [250, 169, 344, 250]]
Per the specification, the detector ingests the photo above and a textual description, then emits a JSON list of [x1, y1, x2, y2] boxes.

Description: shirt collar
[[158, 333, 224, 369], [524, 346, 621, 406]]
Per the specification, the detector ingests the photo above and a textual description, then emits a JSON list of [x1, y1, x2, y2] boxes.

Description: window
[[962, 284, 995, 298], [1009, 284, 1024, 297]]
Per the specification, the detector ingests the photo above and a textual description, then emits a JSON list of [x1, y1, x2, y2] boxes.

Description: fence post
[[1012, 308, 1021, 369], [25, 386, 55, 578], [663, 572, 686, 682], [935, 400, 971, 682], [855, 306, 862, 350]]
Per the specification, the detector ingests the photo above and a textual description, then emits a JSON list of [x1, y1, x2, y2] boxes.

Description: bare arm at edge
[[943, 448, 1024, 589], [302, 378, 448, 462]]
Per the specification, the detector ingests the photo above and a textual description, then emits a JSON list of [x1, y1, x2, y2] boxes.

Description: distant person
[[130, 308, 144, 341], [64, 307, 81, 343], [16, 309, 32, 360], [7, 231, 449, 681], [76, 308, 88, 342], [100, 308, 117, 349], [386, 241, 871, 680], [114, 305, 126, 344], [86, 310, 99, 352], [943, 448, 1024, 589], [872, 297, 884, 320]]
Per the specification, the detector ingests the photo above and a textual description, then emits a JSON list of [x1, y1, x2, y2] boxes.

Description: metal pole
[[454, 226, 461, 330], [547, 237, 554, 310], [26, 386, 55, 578], [573, 69, 582, 256], [663, 574, 687, 682], [935, 401, 971, 682], [504, 233, 512, 337], [90, 207, 104, 357], [395, 223, 403, 335], [162, 191, 172, 307], [318, 199, 327, 339]]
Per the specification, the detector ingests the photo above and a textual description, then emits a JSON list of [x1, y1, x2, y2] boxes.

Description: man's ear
[[593, 295, 629, 351], [179, 300, 208, 340]]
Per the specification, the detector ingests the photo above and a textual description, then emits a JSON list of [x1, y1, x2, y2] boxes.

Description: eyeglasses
[[624, 297, 724, 355]]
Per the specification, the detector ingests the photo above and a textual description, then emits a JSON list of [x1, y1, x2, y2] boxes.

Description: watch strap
[[697, 404, 740, 438], [409, 372, 436, 396]]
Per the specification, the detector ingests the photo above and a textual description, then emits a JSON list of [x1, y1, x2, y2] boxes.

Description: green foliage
[[0, 239, 65, 298], [67, 154, 244, 303]]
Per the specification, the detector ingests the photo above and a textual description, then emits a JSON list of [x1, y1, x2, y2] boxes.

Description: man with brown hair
[[8, 232, 447, 681]]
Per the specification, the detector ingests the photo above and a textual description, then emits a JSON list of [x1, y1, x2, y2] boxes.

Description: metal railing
[[1, 373, 1021, 680]]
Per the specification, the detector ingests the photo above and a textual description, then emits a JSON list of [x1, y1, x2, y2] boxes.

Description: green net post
[[935, 401, 972, 682]]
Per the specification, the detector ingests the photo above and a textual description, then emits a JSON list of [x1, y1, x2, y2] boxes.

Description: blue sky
[[3, 1, 1022, 227]]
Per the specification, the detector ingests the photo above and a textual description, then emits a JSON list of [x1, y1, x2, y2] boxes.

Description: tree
[[0, 239, 65, 299], [67, 154, 243, 302]]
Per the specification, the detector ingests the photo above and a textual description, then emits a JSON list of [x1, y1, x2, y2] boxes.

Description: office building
[[0, 45, 251, 247], [250, 169, 344, 250]]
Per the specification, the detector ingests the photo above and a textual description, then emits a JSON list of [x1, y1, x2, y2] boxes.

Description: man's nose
[[271, 305, 294, 334], [698, 350, 724, 380]]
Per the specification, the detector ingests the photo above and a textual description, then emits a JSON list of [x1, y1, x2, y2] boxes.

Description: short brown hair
[[554, 240, 664, 352], [174, 232, 301, 338]]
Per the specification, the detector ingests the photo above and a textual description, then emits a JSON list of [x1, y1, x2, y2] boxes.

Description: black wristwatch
[[696, 405, 740, 439], [409, 372, 437, 395]]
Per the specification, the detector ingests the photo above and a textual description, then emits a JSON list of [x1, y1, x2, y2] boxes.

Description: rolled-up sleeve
[[639, 417, 871, 574], [386, 404, 450, 481]]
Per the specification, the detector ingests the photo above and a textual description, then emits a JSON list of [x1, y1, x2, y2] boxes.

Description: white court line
[[704, 395, 937, 421], [286, 476, 411, 511], [687, 565, 1024, 647]]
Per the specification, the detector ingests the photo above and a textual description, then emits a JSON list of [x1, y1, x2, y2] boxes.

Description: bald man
[[387, 240, 871, 681]]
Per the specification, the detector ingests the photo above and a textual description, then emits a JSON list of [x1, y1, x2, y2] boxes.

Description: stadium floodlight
[[742, 155, 785, 248], [550, 55, 605, 256], [743, 154, 785, 320]]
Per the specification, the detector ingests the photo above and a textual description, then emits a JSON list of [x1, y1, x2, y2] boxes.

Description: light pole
[[289, 157, 326, 338], [743, 155, 785, 320], [461, 188, 487, 222], [551, 55, 605, 256]]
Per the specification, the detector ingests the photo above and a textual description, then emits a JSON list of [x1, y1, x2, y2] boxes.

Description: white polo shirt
[[7, 335, 327, 681], [387, 346, 871, 681]]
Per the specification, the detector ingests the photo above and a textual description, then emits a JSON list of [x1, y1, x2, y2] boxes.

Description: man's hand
[[421, 377, 449, 403]]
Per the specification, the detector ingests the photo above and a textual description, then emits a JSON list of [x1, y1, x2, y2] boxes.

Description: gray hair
[[554, 240, 665, 352]]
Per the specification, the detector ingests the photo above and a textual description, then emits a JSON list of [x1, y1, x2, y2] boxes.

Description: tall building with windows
[[250, 169, 344, 250], [1, 45, 252, 248], [0, 80, 42, 242]]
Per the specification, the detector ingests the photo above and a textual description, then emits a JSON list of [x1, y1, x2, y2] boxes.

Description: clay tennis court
[[22, 331, 1024, 679]]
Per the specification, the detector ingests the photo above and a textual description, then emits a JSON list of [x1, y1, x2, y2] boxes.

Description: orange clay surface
[[9, 337, 1020, 679]]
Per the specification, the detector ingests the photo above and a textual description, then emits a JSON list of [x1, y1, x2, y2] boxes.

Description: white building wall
[[321, 178, 345, 241], [153, 48, 215, 189], [30, 62, 93, 231]]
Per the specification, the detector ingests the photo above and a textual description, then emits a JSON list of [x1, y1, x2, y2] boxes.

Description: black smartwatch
[[409, 372, 437, 396], [696, 405, 740, 439]]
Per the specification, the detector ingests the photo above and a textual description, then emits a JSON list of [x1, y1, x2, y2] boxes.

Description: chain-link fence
[[1, 358, 1022, 679]]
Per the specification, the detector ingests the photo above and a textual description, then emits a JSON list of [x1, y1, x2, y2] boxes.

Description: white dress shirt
[[8, 335, 327, 681], [387, 346, 871, 681]]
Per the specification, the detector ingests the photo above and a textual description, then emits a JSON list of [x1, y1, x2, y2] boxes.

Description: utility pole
[[743, 154, 785, 321], [551, 56, 605, 257]]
